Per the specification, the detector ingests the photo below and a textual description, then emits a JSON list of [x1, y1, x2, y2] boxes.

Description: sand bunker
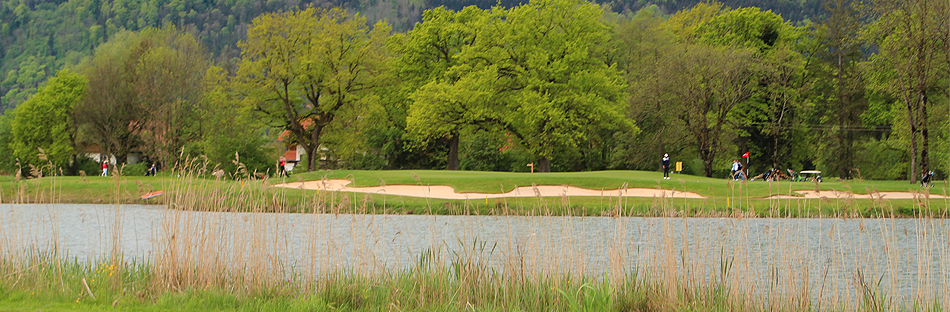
[[767, 190, 946, 200], [274, 179, 705, 199]]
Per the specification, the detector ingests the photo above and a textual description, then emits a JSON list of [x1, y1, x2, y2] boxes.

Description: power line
[[741, 122, 893, 132]]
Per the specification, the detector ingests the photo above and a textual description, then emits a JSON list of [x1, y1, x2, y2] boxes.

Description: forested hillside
[[0, 0, 947, 183], [0, 0, 824, 114]]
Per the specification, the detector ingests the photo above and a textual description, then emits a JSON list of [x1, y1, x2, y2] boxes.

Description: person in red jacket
[[278, 157, 287, 177], [101, 161, 108, 177]]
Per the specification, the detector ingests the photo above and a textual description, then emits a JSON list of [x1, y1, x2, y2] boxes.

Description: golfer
[[731, 160, 744, 181], [662, 153, 670, 180]]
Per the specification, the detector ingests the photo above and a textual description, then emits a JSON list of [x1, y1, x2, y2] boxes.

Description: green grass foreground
[[2, 169, 948, 217], [0, 258, 765, 312]]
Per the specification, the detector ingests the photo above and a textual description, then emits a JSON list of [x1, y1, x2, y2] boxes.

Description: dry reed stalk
[[608, 195, 628, 287]]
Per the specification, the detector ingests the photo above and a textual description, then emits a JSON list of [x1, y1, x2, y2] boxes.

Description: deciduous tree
[[813, 0, 868, 179], [865, 0, 950, 183], [11, 69, 86, 171], [76, 27, 209, 167], [491, 0, 634, 172], [694, 7, 810, 173], [614, 7, 690, 170], [410, 0, 635, 172], [663, 44, 760, 177], [134, 26, 210, 167], [74, 32, 144, 166], [197, 66, 274, 176], [397, 6, 487, 170], [235, 7, 391, 171]]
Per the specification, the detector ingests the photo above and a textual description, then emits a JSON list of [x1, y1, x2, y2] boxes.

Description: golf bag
[[921, 171, 935, 187]]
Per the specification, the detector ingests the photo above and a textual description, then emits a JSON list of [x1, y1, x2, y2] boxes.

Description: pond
[[1, 204, 947, 305]]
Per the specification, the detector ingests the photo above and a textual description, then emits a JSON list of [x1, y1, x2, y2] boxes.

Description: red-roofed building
[[276, 117, 339, 171], [277, 131, 303, 172]]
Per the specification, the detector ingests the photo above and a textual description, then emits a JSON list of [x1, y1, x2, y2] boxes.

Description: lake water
[[1, 204, 947, 305]]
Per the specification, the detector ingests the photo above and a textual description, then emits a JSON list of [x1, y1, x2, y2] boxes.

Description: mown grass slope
[[1, 170, 947, 217]]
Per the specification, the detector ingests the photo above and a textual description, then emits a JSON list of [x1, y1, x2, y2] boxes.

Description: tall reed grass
[[0, 155, 947, 310]]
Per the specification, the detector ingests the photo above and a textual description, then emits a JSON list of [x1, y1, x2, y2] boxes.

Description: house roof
[[282, 145, 297, 161], [277, 118, 314, 142]]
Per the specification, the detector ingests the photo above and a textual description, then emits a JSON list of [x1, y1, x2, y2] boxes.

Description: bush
[[121, 162, 148, 177], [506, 148, 536, 172], [72, 156, 103, 176], [345, 151, 387, 170], [0, 110, 18, 174], [460, 131, 511, 172], [199, 134, 275, 179], [853, 138, 907, 180]]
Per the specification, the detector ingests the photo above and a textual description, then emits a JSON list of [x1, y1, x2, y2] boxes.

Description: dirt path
[[274, 179, 706, 199]]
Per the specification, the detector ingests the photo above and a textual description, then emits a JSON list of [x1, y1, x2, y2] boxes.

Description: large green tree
[[613, 6, 692, 171], [0, 109, 17, 174], [407, 0, 635, 172], [76, 27, 209, 167], [668, 44, 761, 177], [197, 66, 274, 176], [234, 7, 391, 171], [642, 4, 767, 177], [810, 0, 868, 179], [865, 0, 950, 183], [698, 7, 810, 173], [396, 6, 488, 170], [492, 0, 635, 172], [74, 32, 144, 166], [11, 69, 87, 171], [134, 27, 210, 167]]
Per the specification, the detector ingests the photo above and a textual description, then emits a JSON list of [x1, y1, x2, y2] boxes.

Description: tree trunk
[[700, 147, 714, 177], [114, 150, 128, 167], [306, 126, 324, 172], [68, 154, 78, 176], [920, 93, 929, 176], [538, 158, 551, 172], [702, 156, 714, 177], [447, 135, 459, 170], [909, 123, 918, 183], [772, 133, 779, 170], [308, 144, 319, 172], [697, 129, 715, 177], [838, 128, 851, 179], [835, 52, 854, 180]]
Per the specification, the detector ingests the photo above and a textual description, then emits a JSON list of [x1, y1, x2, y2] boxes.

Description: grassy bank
[[0, 257, 798, 311], [2, 169, 948, 217]]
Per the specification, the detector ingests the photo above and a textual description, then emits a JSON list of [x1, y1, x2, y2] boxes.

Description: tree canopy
[[406, 0, 635, 172], [234, 7, 391, 171], [11, 69, 86, 171]]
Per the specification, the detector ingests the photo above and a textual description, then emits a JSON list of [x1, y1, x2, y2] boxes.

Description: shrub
[[121, 162, 147, 177], [460, 131, 512, 172], [72, 156, 103, 176], [853, 138, 907, 180]]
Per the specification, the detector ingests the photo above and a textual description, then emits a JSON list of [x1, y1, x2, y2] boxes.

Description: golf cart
[[799, 170, 821, 182]]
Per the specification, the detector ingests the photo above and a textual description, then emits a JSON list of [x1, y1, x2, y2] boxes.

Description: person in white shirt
[[661, 154, 670, 180], [731, 159, 744, 181]]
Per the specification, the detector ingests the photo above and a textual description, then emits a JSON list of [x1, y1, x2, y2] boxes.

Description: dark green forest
[[0, 0, 947, 182]]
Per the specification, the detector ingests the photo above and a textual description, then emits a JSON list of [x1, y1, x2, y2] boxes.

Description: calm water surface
[[1, 204, 947, 304]]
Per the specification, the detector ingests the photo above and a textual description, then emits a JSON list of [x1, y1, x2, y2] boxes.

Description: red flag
[[741, 152, 749, 158]]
